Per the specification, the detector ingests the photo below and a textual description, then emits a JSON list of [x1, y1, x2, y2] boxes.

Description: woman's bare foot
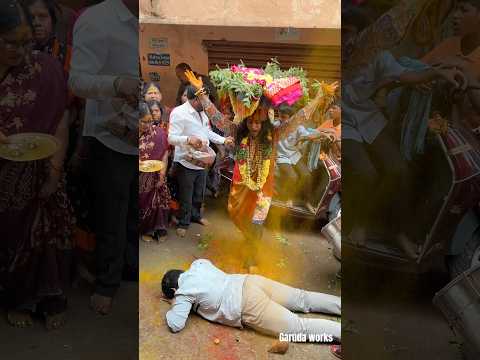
[[176, 228, 187, 237], [90, 293, 113, 315], [154, 229, 168, 243], [7, 310, 33, 328], [45, 312, 66, 331]]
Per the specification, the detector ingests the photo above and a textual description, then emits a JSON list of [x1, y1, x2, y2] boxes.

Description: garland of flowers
[[235, 136, 272, 191]]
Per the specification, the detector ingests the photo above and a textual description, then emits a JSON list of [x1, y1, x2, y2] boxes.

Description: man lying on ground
[[161, 259, 341, 342]]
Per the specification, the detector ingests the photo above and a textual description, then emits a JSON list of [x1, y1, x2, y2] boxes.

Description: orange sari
[[227, 135, 277, 233]]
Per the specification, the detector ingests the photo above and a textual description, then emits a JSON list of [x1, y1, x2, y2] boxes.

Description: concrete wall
[[140, 24, 340, 107], [140, 0, 341, 29]]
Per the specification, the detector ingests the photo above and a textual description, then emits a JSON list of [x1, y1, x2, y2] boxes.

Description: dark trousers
[[342, 127, 410, 234], [89, 139, 138, 297], [175, 163, 207, 229]]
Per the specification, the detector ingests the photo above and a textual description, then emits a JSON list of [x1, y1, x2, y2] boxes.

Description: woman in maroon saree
[[0, 1, 73, 330], [139, 103, 171, 242]]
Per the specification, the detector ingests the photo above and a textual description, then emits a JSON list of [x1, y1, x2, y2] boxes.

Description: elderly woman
[[23, 0, 74, 71], [0, 0, 73, 330], [143, 82, 172, 129]]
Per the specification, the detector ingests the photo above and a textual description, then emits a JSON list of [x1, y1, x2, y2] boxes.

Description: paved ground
[[342, 262, 463, 360], [139, 196, 341, 360], [0, 281, 138, 360]]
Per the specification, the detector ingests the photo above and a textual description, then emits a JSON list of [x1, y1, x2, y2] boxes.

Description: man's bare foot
[[45, 312, 66, 331], [90, 293, 113, 315], [194, 218, 210, 226], [7, 310, 33, 328], [176, 228, 187, 237]]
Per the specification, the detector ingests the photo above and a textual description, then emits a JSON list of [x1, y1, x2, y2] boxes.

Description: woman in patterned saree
[[0, 1, 73, 330], [139, 103, 171, 242], [184, 70, 337, 269]]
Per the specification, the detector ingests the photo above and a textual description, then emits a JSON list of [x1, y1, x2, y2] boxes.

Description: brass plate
[[0, 132, 60, 162]]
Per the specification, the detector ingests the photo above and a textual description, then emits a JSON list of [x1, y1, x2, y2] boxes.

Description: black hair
[[185, 85, 198, 100], [146, 99, 161, 111], [278, 103, 294, 116], [235, 96, 273, 148], [0, 0, 24, 34], [175, 62, 192, 71], [139, 101, 151, 119], [146, 99, 164, 123], [161, 270, 184, 299], [22, 0, 58, 28], [342, 6, 371, 32]]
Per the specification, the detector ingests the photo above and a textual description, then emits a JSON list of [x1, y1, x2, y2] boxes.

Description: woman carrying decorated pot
[[184, 65, 337, 269]]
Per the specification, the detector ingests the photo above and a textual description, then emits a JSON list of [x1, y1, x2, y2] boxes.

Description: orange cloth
[[227, 136, 277, 233]]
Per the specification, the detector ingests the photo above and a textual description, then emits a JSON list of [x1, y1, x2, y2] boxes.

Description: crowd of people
[[0, 0, 140, 328], [0, 1, 343, 353], [138, 68, 341, 264], [342, 0, 480, 260]]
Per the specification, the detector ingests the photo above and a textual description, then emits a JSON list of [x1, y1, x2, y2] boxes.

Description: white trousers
[[241, 275, 341, 341]]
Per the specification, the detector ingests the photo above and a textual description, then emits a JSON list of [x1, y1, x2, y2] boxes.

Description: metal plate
[[139, 160, 165, 173], [0, 132, 60, 162]]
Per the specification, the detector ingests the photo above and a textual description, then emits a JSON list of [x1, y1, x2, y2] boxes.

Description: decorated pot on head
[[209, 60, 309, 125]]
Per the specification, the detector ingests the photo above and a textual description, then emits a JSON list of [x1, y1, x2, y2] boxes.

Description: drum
[[433, 264, 480, 358], [321, 215, 341, 260]]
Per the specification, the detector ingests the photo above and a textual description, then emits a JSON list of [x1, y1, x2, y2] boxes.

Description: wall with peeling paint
[[140, 0, 340, 29]]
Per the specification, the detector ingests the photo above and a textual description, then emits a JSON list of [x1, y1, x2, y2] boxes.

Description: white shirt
[[69, 0, 139, 155], [276, 125, 310, 165], [166, 259, 247, 332], [168, 101, 226, 170]]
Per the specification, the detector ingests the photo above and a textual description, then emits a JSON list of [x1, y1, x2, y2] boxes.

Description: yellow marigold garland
[[237, 137, 271, 191]]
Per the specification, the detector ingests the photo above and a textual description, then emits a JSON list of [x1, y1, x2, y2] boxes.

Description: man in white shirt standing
[[69, 0, 140, 314], [168, 85, 233, 237], [162, 259, 341, 342]]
